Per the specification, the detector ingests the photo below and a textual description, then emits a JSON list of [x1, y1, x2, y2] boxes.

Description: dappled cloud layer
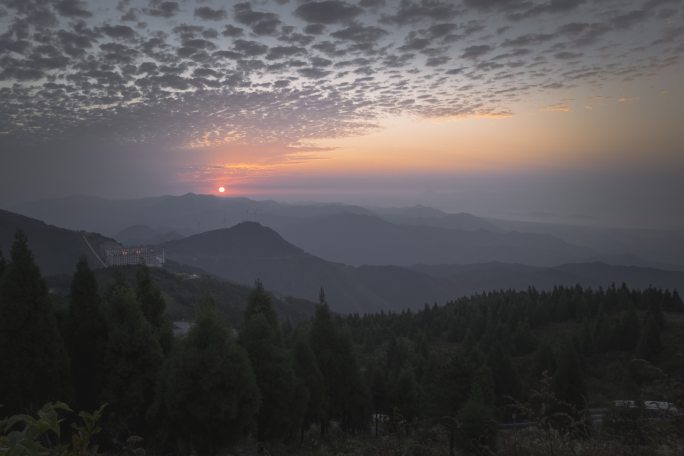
[[1, 0, 682, 158]]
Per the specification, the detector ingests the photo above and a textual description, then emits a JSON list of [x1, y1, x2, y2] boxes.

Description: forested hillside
[[1, 232, 683, 456]]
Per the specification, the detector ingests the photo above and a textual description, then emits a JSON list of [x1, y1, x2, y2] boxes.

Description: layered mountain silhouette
[[160, 221, 684, 312], [18, 193, 683, 268], [114, 225, 183, 246], [1, 207, 683, 314], [0, 209, 113, 276], [160, 222, 456, 313], [276, 213, 594, 267]]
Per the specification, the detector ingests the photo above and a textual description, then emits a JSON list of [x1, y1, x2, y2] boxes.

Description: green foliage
[[244, 279, 279, 333], [635, 311, 662, 363], [534, 342, 557, 378], [456, 400, 497, 455], [240, 281, 298, 441], [135, 265, 173, 354], [65, 258, 107, 412], [293, 339, 326, 433], [152, 297, 260, 455], [310, 298, 370, 433], [0, 231, 71, 415], [392, 368, 422, 427], [614, 303, 640, 351], [470, 366, 496, 407], [100, 282, 163, 437], [512, 319, 538, 355], [487, 342, 521, 406], [422, 351, 471, 419], [0, 402, 106, 456], [552, 342, 586, 412]]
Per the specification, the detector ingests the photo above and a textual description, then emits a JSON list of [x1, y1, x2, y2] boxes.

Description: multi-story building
[[104, 246, 165, 267]]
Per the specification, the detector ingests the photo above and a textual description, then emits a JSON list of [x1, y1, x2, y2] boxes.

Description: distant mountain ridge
[[1, 208, 683, 315], [159, 221, 456, 313], [159, 221, 684, 313], [276, 212, 595, 267], [0, 208, 115, 276], [115, 225, 183, 246], [17, 193, 675, 268]]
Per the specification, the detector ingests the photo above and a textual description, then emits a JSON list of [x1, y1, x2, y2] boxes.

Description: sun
[[218, 186, 225, 193]]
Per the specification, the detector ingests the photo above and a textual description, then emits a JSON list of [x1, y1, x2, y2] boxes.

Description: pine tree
[[152, 297, 260, 456], [470, 366, 496, 406], [310, 292, 369, 434], [135, 265, 173, 353], [65, 257, 107, 411], [422, 351, 471, 456], [100, 282, 163, 437], [647, 299, 665, 328], [487, 342, 521, 405], [578, 319, 594, 355], [635, 311, 662, 363], [552, 342, 586, 411], [0, 231, 71, 414], [293, 339, 325, 437], [615, 303, 640, 351], [593, 307, 612, 352], [512, 319, 538, 355], [392, 368, 422, 434], [240, 281, 297, 441]]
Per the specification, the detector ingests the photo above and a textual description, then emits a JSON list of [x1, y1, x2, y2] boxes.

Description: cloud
[[539, 101, 571, 112], [194, 7, 227, 21], [234, 2, 281, 36], [145, 1, 179, 18], [234, 39, 268, 56], [384, 0, 460, 25], [295, 1, 363, 24], [461, 44, 492, 59], [0, 0, 679, 167], [331, 24, 388, 43], [101, 24, 136, 40], [54, 0, 92, 18], [222, 25, 243, 37]]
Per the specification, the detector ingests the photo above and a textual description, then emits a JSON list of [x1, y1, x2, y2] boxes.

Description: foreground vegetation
[[1, 231, 683, 455]]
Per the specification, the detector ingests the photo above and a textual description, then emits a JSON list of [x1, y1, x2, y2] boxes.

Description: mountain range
[[3, 198, 684, 314], [14, 193, 684, 268], [0, 209, 113, 276]]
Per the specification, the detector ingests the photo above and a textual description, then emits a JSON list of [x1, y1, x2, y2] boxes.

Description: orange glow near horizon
[[182, 81, 684, 197]]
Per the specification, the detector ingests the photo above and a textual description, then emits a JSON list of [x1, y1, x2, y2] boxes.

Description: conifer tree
[[100, 282, 163, 437], [240, 281, 297, 441], [470, 366, 496, 407], [392, 368, 422, 434], [422, 351, 471, 456], [152, 297, 260, 456], [615, 303, 640, 351], [487, 342, 520, 405], [593, 307, 612, 352], [0, 231, 71, 414], [578, 319, 594, 355], [310, 290, 369, 434], [65, 257, 107, 411], [293, 339, 325, 437], [647, 299, 665, 328], [135, 265, 173, 353], [635, 311, 662, 363], [553, 342, 586, 411]]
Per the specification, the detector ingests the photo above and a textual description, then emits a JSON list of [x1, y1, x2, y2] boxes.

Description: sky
[[0, 0, 683, 227]]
